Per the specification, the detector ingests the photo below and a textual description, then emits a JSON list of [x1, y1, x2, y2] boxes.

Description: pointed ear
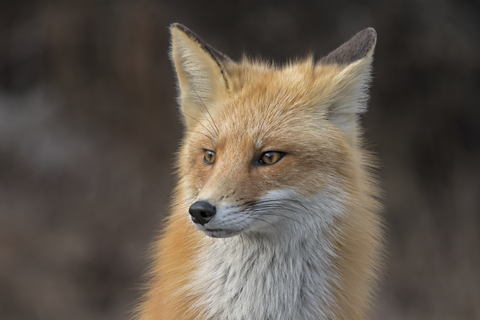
[[170, 23, 230, 130], [319, 28, 377, 137]]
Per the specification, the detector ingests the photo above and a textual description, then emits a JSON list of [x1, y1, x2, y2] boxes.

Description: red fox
[[135, 24, 383, 320]]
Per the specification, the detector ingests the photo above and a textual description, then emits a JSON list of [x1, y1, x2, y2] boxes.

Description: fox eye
[[203, 150, 216, 164], [259, 151, 285, 166]]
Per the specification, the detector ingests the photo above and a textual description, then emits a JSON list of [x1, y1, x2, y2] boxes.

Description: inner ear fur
[[318, 28, 377, 138], [170, 23, 231, 130]]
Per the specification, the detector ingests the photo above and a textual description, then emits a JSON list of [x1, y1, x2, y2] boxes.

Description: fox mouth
[[202, 227, 244, 238]]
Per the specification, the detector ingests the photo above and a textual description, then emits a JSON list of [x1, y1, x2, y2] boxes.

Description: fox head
[[170, 24, 377, 238]]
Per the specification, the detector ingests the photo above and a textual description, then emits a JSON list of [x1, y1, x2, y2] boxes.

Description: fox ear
[[170, 23, 230, 130], [319, 28, 377, 137]]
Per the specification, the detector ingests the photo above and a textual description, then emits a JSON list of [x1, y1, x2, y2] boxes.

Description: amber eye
[[203, 150, 216, 164], [259, 151, 285, 166]]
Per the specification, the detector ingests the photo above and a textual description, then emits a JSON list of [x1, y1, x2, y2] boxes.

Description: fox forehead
[[225, 59, 341, 115], [187, 60, 345, 149]]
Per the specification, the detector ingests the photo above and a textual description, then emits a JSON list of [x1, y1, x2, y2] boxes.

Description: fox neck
[[188, 204, 340, 320]]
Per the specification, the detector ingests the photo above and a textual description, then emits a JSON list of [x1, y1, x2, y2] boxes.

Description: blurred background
[[0, 0, 479, 319]]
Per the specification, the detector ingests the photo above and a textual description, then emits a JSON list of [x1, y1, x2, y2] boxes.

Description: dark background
[[0, 0, 479, 319]]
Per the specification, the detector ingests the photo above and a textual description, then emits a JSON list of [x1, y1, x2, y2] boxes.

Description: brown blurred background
[[0, 0, 479, 319]]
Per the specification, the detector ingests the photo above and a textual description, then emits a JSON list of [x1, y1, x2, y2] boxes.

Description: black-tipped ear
[[171, 23, 231, 71], [170, 24, 231, 130], [317, 28, 377, 141], [320, 28, 377, 65]]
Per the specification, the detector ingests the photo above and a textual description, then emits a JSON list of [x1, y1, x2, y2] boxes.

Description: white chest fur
[[188, 227, 337, 320]]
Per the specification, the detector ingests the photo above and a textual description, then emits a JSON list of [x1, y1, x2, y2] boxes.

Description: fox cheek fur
[[135, 23, 383, 320]]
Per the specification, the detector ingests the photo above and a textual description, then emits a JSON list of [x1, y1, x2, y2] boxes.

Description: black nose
[[189, 201, 216, 225]]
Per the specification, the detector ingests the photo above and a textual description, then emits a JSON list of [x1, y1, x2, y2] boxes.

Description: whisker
[[254, 198, 313, 214], [252, 212, 308, 229], [183, 112, 217, 141], [239, 198, 316, 229], [194, 130, 215, 144], [185, 77, 220, 137]]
